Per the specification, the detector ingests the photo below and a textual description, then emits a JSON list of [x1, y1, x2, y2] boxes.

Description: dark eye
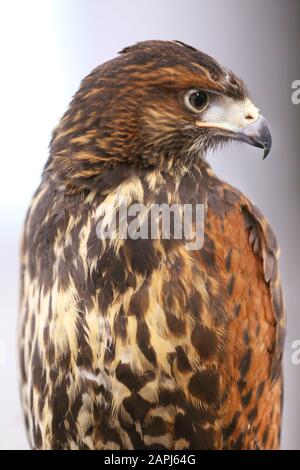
[[184, 90, 209, 113]]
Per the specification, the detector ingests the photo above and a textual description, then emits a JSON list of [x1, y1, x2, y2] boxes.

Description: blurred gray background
[[0, 0, 299, 449]]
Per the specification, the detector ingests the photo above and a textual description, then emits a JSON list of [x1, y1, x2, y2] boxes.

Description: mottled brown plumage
[[19, 40, 285, 449]]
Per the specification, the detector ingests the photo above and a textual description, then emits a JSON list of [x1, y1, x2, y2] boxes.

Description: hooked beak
[[196, 97, 272, 159], [230, 114, 272, 160]]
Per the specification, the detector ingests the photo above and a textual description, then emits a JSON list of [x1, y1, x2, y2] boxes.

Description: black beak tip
[[261, 120, 272, 160], [263, 147, 271, 160], [262, 133, 272, 159]]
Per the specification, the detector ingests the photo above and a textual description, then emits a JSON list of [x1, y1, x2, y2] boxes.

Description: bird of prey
[[19, 40, 285, 450]]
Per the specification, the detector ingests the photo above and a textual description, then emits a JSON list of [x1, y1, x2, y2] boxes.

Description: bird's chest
[[89, 181, 240, 376]]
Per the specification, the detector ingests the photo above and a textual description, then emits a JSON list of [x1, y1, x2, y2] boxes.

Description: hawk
[[19, 40, 285, 450]]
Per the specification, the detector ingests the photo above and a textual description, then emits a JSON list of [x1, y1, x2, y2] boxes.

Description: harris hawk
[[19, 40, 285, 450]]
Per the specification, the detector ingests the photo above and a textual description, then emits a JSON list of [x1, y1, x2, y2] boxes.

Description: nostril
[[245, 114, 254, 121]]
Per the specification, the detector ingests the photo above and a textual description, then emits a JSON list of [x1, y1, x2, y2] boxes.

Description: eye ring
[[184, 89, 209, 113]]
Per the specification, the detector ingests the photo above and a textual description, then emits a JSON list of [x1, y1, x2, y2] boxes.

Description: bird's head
[[49, 40, 272, 189]]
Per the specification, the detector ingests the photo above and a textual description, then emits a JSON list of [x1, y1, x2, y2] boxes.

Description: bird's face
[[50, 40, 272, 186], [127, 41, 271, 163], [138, 80, 272, 165]]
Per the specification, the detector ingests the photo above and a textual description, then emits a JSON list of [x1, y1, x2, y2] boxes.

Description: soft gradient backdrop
[[0, 0, 299, 449]]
